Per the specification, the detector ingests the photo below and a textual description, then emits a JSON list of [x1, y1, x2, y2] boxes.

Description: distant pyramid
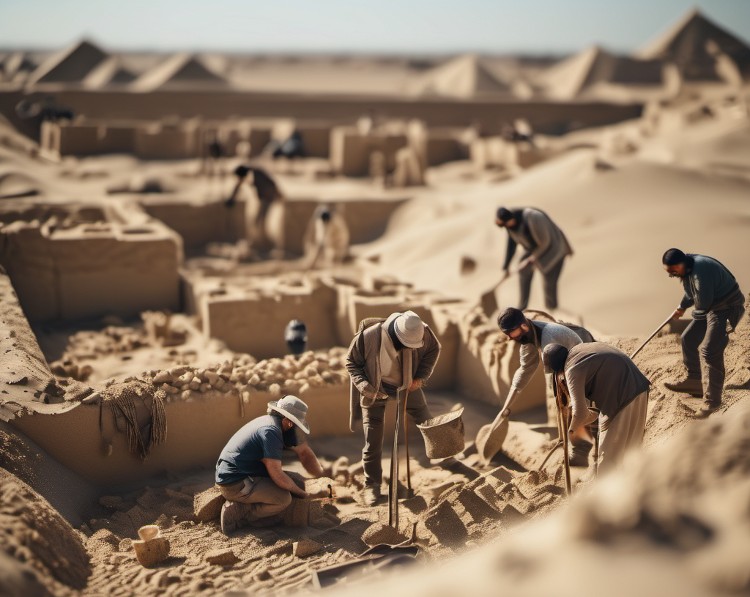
[[542, 46, 664, 99], [27, 40, 109, 85], [638, 8, 750, 81], [82, 57, 136, 89], [411, 54, 513, 98], [130, 53, 228, 91]]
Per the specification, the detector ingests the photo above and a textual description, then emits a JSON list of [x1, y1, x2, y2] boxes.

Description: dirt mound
[[0, 468, 90, 593]]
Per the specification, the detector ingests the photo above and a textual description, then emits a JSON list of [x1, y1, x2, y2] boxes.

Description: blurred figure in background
[[304, 204, 350, 268], [285, 319, 308, 356]]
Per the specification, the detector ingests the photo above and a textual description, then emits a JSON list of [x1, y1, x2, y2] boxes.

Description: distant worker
[[226, 164, 283, 252], [662, 249, 745, 416], [215, 395, 324, 534], [487, 308, 595, 465], [542, 342, 650, 474], [304, 204, 350, 268], [495, 206, 573, 311], [346, 311, 441, 506], [285, 319, 308, 356], [272, 130, 305, 160]]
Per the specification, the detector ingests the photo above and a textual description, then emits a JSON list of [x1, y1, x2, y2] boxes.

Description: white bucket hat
[[268, 395, 310, 434], [394, 310, 425, 349]]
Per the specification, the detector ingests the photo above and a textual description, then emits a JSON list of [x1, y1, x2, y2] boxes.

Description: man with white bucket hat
[[215, 395, 324, 534], [347, 310, 441, 506]]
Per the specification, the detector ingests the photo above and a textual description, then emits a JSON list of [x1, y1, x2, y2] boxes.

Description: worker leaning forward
[[661, 248, 745, 417], [346, 311, 441, 506]]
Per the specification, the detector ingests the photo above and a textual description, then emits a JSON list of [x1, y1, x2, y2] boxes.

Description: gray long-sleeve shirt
[[511, 321, 583, 393], [564, 342, 650, 432], [503, 208, 573, 274], [678, 254, 742, 319]]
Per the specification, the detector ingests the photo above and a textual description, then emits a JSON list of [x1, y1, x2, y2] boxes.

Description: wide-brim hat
[[268, 395, 310, 434], [393, 310, 425, 349]]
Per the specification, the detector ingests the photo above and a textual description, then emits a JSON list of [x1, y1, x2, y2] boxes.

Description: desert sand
[[1, 6, 750, 597]]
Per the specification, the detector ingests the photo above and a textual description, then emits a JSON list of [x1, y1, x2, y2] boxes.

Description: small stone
[[361, 522, 408, 547], [194, 486, 225, 522], [205, 548, 239, 566], [254, 570, 272, 582], [153, 371, 172, 384], [293, 539, 323, 558]]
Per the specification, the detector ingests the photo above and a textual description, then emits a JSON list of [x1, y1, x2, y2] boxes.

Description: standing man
[[490, 307, 594, 465], [542, 342, 650, 474], [495, 207, 573, 311], [662, 249, 745, 416], [226, 164, 284, 252], [215, 395, 324, 534], [346, 311, 441, 506], [303, 204, 350, 268]]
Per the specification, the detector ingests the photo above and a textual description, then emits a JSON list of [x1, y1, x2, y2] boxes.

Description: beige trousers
[[217, 476, 291, 521], [597, 390, 648, 474]]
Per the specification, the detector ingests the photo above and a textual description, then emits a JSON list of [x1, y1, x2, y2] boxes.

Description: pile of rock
[[144, 347, 350, 403]]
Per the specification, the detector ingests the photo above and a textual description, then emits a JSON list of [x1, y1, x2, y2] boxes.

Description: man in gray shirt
[[495, 207, 573, 311], [496, 307, 594, 465], [542, 342, 650, 475], [662, 249, 745, 416], [215, 395, 324, 534]]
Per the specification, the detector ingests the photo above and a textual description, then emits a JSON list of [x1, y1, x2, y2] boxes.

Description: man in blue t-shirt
[[215, 395, 324, 534]]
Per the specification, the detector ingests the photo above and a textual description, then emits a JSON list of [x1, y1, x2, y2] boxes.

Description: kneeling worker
[[215, 395, 324, 534]]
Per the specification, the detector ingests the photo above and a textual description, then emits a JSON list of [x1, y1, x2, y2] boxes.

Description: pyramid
[[27, 40, 109, 86], [411, 54, 513, 99], [82, 57, 136, 89], [130, 53, 228, 91], [542, 46, 664, 99], [638, 8, 750, 81]]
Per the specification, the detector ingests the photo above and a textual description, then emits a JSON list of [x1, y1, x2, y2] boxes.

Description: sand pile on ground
[[0, 468, 90, 596]]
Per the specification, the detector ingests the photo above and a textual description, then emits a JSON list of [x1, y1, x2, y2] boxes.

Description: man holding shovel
[[542, 343, 650, 475], [662, 249, 745, 417], [495, 207, 572, 311], [477, 307, 594, 466], [346, 311, 441, 506]]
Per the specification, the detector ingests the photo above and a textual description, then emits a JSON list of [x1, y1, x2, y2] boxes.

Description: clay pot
[[133, 525, 170, 567]]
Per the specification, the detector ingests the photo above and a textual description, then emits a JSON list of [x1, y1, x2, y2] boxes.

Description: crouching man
[[215, 395, 324, 534]]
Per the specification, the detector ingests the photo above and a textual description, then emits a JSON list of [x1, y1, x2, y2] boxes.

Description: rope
[[102, 381, 167, 459]]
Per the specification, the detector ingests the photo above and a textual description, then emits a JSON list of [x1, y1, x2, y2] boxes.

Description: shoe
[[220, 501, 245, 535], [664, 377, 703, 397], [695, 400, 721, 418], [362, 485, 382, 507], [568, 440, 592, 467]]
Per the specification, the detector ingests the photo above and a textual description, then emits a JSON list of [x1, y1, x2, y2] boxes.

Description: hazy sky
[[1, 0, 748, 54]]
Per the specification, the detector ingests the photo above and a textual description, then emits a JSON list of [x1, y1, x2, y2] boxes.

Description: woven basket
[[417, 407, 465, 459]]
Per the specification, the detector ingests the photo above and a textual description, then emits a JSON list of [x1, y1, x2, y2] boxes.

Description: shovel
[[476, 387, 518, 464], [630, 312, 674, 360], [388, 390, 404, 528], [479, 269, 516, 318]]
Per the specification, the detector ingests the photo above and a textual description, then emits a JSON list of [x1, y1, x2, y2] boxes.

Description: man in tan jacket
[[346, 311, 441, 506]]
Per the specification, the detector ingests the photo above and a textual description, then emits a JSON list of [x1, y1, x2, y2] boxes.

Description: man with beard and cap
[[346, 311, 441, 506], [495, 207, 573, 311], [662, 248, 745, 417], [542, 342, 650, 475], [215, 395, 324, 534], [478, 307, 595, 466]]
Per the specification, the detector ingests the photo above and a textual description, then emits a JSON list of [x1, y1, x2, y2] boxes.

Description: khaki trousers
[[597, 390, 648, 474], [217, 476, 291, 521]]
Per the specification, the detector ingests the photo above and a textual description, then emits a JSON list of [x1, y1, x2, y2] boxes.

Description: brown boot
[[695, 400, 721, 418], [568, 440, 592, 467], [664, 377, 703, 397]]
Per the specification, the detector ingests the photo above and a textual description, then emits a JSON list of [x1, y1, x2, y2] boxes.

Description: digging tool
[[479, 269, 517, 318], [537, 440, 563, 471], [388, 391, 404, 528], [554, 374, 572, 496], [402, 389, 413, 498], [476, 387, 518, 464], [630, 313, 674, 360]]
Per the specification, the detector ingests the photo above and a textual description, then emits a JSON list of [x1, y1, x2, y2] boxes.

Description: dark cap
[[662, 248, 687, 266], [496, 207, 513, 223], [542, 343, 569, 373], [497, 307, 526, 333]]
